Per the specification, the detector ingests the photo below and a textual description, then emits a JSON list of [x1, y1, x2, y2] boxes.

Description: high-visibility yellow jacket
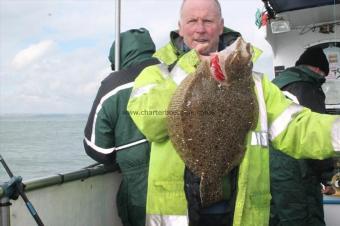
[[127, 32, 340, 226]]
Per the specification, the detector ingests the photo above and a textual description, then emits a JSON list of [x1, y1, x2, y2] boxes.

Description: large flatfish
[[167, 37, 258, 207]]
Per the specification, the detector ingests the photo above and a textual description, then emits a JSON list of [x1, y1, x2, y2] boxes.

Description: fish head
[[209, 37, 253, 84]]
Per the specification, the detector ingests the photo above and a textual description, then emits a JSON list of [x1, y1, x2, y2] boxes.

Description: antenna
[[115, 0, 121, 71]]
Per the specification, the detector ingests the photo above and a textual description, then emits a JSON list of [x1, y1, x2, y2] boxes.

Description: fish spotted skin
[[167, 37, 258, 207]]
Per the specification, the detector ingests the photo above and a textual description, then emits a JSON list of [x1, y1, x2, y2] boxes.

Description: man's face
[[179, 0, 224, 56]]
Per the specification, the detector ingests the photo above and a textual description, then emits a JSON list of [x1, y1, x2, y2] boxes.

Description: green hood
[[272, 65, 326, 89], [109, 28, 156, 70], [169, 27, 241, 57]]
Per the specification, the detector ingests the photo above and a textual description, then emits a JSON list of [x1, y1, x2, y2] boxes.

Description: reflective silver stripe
[[170, 64, 188, 86], [115, 139, 148, 151], [130, 84, 157, 99], [85, 137, 115, 154], [85, 137, 148, 154], [332, 117, 340, 151], [251, 131, 268, 147], [158, 63, 171, 79], [129, 63, 168, 99], [269, 103, 304, 141], [157, 61, 188, 85], [146, 214, 188, 226], [91, 82, 134, 142], [282, 91, 300, 104], [130, 62, 188, 99], [252, 72, 268, 132], [251, 72, 269, 147]]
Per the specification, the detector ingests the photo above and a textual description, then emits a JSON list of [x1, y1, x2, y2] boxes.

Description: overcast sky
[[0, 0, 273, 114]]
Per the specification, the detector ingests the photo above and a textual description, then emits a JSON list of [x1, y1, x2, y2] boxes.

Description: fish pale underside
[[167, 37, 259, 207]]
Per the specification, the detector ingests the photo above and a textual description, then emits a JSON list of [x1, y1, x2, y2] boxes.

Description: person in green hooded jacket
[[269, 47, 335, 226], [83, 28, 159, 226]]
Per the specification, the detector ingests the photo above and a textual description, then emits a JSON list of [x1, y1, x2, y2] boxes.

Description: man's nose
[[195, 21, 206, 33]]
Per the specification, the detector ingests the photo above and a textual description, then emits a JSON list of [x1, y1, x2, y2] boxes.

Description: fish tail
[[200, 174, 224, 207]]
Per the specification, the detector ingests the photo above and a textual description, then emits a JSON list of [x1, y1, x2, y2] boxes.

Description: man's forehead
[[180, 0, 221, 16], [180, 4, 221, 21]]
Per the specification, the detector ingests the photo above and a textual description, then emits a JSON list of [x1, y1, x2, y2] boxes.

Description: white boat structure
[[0, 163, 123, 226], [260, 0, 340, 113], [258, 1, 340, 226], [1, 0, 340, 226]]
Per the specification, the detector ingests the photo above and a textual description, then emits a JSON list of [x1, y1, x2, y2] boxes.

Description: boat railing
[[0, 163, 119, 198], [0, 163, 121, 226]]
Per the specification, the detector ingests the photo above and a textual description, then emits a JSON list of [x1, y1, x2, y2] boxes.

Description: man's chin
[[200, 52, 211, 56], [197, 48, 212, 55], [199, 49, 214, 56]]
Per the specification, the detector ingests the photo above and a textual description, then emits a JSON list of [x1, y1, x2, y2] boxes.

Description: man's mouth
[[194, 39, 208, 44]]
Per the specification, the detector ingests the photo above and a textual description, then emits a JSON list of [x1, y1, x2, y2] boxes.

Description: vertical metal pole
[[0, 197, 10, 226], [115, 0, 121, 71]]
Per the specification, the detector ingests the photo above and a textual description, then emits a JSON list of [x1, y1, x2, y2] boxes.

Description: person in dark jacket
[[269, 47, 335, 226], [83, 28, 159, 226]]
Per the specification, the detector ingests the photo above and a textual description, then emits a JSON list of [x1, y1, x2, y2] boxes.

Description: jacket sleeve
[[263, 76, 340, 159], [283, 82, 326, 113], [127, 50, 199, 142], [83, 82, 118, 165], [282, 81, 334, 182]]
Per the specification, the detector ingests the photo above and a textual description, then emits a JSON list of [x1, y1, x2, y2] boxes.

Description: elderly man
[[127, 1, 340, 226]]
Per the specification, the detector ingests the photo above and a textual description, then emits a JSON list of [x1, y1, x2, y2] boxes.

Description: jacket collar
[[291, 65, 326, 84], [272, 65, 326, 89]]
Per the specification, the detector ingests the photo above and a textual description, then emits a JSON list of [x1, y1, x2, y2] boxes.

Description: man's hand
[[321, 184, 336, 195], [194, 43, 211, 61]]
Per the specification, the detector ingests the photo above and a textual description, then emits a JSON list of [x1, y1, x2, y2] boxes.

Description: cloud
[[76, 67, 111, 96], [1, 0, 274, 114], [11, 40, 55, 70]]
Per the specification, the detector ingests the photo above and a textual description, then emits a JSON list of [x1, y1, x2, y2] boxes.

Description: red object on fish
[[210, 54, 225, 81]]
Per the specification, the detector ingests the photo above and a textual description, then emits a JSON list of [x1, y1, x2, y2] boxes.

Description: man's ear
[[178, 21, 183, 36], [220, 18, 224, 35]]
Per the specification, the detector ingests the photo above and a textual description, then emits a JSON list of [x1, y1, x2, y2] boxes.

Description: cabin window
[[316, 42, 340, 114]]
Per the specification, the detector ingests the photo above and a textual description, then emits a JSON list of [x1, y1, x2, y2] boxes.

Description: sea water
[[0, 114, 95, 182]]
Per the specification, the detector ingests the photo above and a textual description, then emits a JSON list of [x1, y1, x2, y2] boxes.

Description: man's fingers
[[195, 43, 209, 55]]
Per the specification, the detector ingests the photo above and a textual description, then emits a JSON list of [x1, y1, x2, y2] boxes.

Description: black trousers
[[184, 167, 238, 226]]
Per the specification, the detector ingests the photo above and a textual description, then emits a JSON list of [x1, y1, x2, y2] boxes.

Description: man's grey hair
[[180, 0, 222, 19]]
